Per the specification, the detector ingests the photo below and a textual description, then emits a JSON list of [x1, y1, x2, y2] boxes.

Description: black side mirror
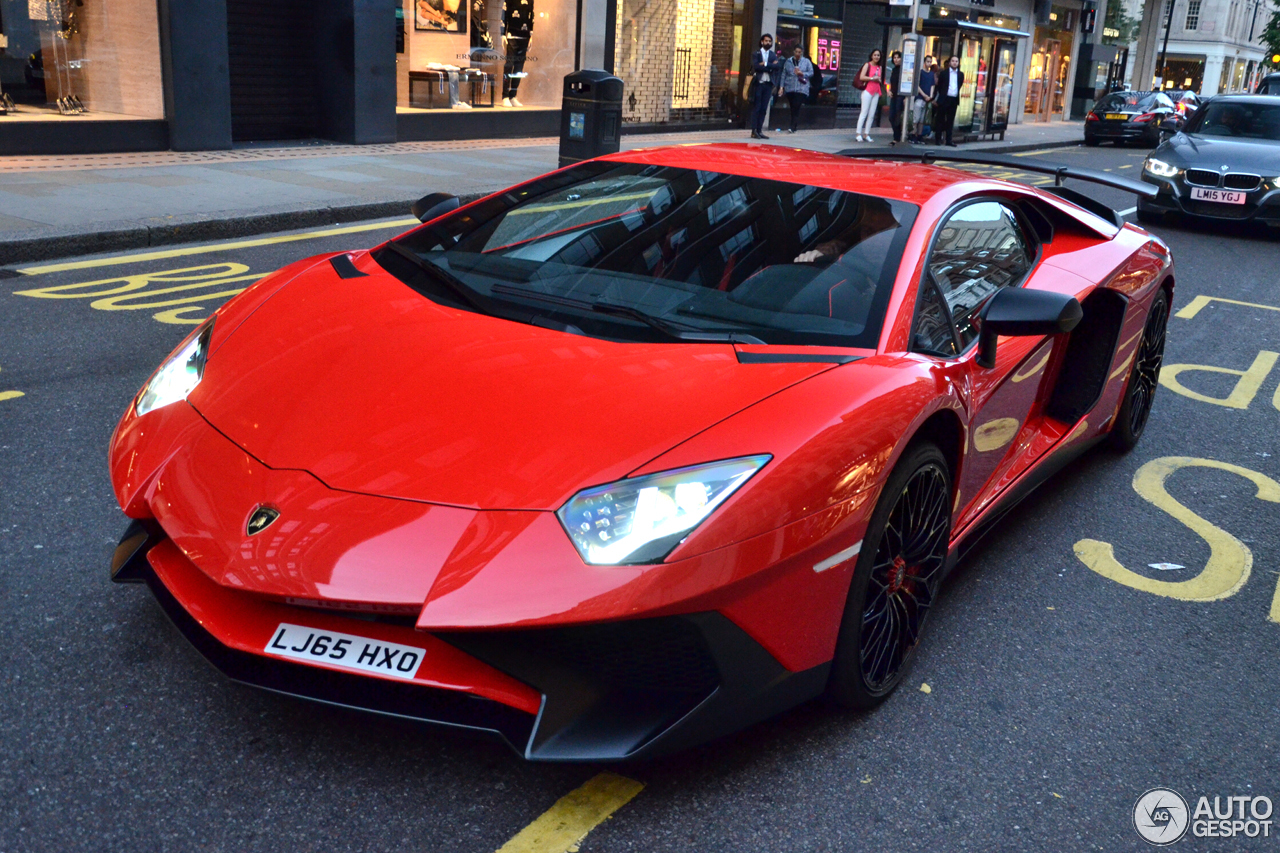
[[977, 287, 1083, 369], [412, 192, 460, 223]]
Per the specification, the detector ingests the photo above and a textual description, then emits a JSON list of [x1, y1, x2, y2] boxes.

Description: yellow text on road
[[1176, 294, 1280, 321], [14, 263, 264, 326], [1158, 350, 1280, 410], [1074, 456, 1280, 623]]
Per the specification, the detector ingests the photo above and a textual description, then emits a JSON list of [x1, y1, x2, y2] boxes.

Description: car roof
[[1204, 93, 1280, 105], [599, 143, 978, 205]]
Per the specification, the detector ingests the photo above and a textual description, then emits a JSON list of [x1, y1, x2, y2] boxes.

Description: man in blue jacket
[[750, 34, 779, 139]]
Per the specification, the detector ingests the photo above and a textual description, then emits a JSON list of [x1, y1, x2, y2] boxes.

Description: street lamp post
[[1155, 0, 1176, 89]]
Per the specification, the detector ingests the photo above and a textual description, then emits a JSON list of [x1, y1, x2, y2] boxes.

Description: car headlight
[[1144, 158, 1181, 178], [557, 455, 771, 565], [135, 319, 214, 416]]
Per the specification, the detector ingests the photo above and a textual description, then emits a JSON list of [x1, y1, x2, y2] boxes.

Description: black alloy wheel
[[830, 442, 952, 709], [1110, 288, 1169, 451]]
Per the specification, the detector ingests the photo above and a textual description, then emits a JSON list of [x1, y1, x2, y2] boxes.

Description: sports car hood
[[190, 255, 829, 510], [1160, 132, 1280, 170]]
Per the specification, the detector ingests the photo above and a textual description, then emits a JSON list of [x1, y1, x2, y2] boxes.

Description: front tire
[[1109, 289, 1169, 451], [829, 442, 952, 710], [1135, 201, 1162, 225]]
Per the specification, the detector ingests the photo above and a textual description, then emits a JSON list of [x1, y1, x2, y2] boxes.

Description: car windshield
[[1095, 92, 1167, 112], [1187, 101, 1280, 140], [375, 161, 917, 348]]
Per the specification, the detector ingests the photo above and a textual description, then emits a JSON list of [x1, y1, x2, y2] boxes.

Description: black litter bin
[[558, 70, 624, 168]]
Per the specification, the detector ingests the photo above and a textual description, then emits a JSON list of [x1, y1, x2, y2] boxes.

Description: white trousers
[[857, 90, 880, 135]]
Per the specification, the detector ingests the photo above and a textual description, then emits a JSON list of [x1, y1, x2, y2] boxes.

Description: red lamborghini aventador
[[109, 144, 1172, 761]]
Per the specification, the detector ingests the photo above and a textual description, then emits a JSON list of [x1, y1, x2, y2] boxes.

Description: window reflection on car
[[378, 163, 919, 348]]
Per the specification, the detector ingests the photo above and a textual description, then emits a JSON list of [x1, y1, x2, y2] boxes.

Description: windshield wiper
[[381, 242, 491, 313], [490, 284, 765, 344]]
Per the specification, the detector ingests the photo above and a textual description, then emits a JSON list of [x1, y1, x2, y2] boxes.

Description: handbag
[[809, 68, 824, 102], [853, 63, 867, 92]]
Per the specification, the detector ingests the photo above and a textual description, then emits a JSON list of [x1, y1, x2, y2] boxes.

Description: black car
[[1137, 94, 1280, 226], [1085, 91, 1180, 146], [1257, 73, 1280, 95]]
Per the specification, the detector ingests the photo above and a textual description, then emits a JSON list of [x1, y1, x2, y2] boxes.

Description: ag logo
[[1134, 788, 1190, 845], [246, 505, 280, 536]]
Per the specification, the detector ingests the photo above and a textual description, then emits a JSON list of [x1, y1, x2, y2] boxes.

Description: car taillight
[[1132, 112, 1156, 123], [1086, 112, 1099, 121]]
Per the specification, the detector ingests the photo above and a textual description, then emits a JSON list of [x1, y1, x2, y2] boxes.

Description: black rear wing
[[836, 148, 1157, 229]]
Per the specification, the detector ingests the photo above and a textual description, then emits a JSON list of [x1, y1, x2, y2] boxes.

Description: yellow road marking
[[495, 773, 644, 853], [509, 190, 657, 216], [1159, 350, 1278, 410], [1075, 456, 1280, 602], [14, 263, 267, 326], [1175, 294, 1280, 320], [0, 367, 22, 402], [16, 218, 418, 276], [1118, 164, 1134, 169]]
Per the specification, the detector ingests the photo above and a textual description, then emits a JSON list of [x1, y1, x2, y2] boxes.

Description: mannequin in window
[[501, 0, 533, 107]]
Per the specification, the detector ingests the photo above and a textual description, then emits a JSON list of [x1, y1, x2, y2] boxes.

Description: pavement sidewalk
[[0, 120, 1084, 264]]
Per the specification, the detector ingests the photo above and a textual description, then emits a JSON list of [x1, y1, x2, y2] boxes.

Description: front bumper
[[1140, 174, 1280, 223], [1085, 123, 1160, 143], [113, 519, 829, 761]]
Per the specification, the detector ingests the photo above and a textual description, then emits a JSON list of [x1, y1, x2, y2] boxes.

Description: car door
[[911, 199, 1054, 529]]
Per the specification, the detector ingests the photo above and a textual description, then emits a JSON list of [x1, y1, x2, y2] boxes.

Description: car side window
[[925, 201, 1033, 351]]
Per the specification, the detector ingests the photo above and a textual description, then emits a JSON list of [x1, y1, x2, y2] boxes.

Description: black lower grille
[[1185, 169, 1220, 187], [1223, 173, 1261, 191], [1186, 201, 1254, 218]]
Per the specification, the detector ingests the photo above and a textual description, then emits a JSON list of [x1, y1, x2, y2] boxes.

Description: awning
[[778, 13, 845, 27], [874, 16, 1031, 37]]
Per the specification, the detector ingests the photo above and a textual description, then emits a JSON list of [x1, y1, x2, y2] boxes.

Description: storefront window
[[0, 0, 163, 120], [614, 0, 752, 125], [396, 0, 577, 112], [1025, 5, 1074, 121], [1219, 58, 1235, 93], [1232, 59, 1247, 92]]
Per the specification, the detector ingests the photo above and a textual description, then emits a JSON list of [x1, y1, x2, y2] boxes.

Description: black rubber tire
[[1084, 135, 1100, 147], [1110, 288, 1169, 452], [1135, 203, 1161, 225], [829, 442, 952, 710]]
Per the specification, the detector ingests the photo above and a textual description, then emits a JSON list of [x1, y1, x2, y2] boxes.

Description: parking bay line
[[16, 218, 420, 276], [495, 772, 644, 853]]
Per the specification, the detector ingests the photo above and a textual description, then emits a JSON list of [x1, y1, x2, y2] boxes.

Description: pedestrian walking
[[749, 34, 780, 140], [779, 46, 815, 133], [854, 49, 883, 143], [910, 55, 937, 143], [933, 55, 963, 147], [887, 51, 904, 145]]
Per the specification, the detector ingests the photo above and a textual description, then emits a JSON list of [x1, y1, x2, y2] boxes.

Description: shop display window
[[614, 0, 751, 126], [396, 0, 577, 112], [0, 0, 163, 120]]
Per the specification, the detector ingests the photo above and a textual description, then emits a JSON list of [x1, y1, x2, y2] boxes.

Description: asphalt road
[[2, 144, 1279, 853]]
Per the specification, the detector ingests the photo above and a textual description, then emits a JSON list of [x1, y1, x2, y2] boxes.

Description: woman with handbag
[[854, 49, 883, 142]]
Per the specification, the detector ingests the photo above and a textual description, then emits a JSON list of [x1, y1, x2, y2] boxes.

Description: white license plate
[[265, 622, 425, 680], [1190, 187, 1246, 204]]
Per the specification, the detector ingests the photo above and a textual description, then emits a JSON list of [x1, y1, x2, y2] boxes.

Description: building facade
[[0, 0, 1110, 155], [1118, 0, 1272, 93]]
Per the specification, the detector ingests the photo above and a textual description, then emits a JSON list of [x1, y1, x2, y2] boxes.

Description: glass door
[[955, 36, 982, 130], [988, 38, 1016, 130]]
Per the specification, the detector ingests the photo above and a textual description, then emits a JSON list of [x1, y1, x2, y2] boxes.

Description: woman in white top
[[855, 49, 883, 142]]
